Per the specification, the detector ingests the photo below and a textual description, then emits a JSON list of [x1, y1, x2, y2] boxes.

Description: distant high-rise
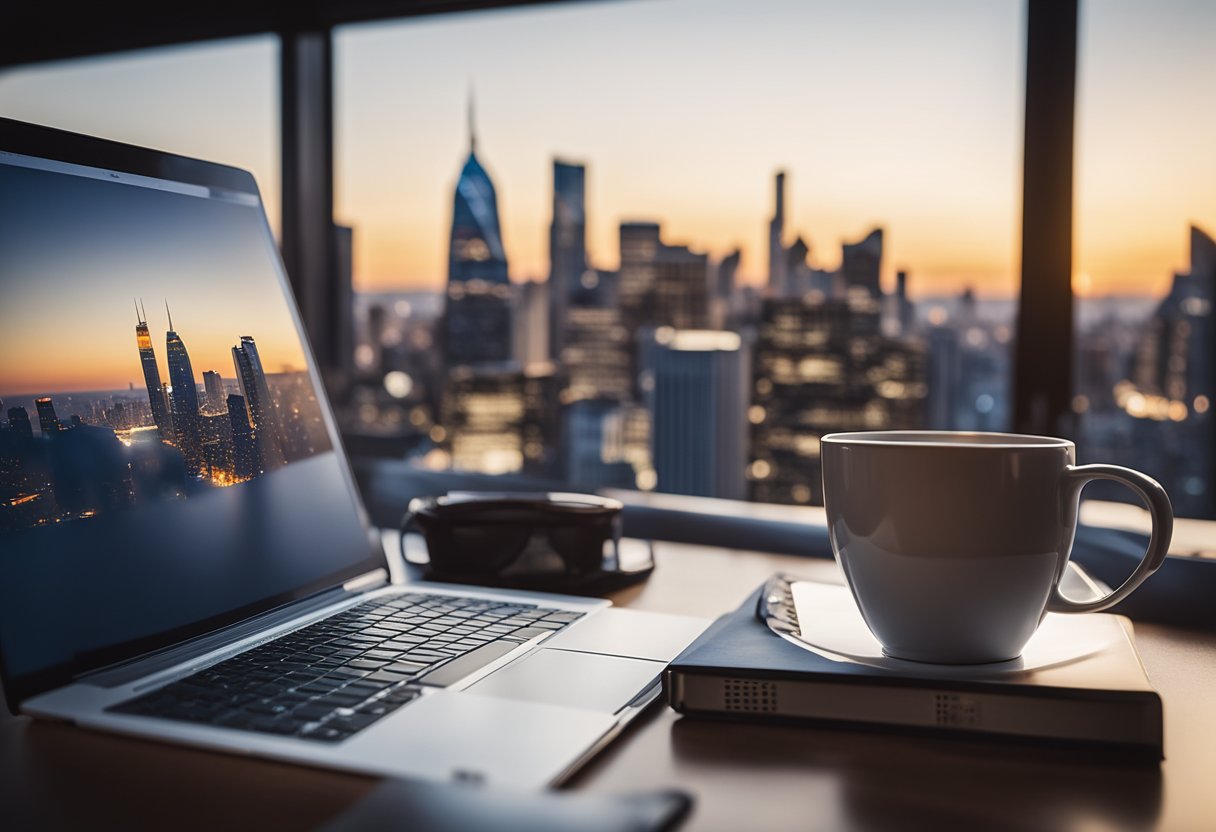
[[202, 370, 226, 412], [7, 406, 33, 440], [548, 159, 587, 360], [164, 304, 205, 476], [1131, 225, 1216, 405], [618, 221, 711, 331], [34, 397, 60, 435], [716, 249, 741, 302], [199, 410, 234, 480], [926, 324, 961, 429], [442, 94, 512, 367], [134, 300, 172, 440], [226, 393, 262, 480], [1123, 224, 1216, 516], [232, 335, 285, 469], [653, 245, 711, 331], [769, 171, 787, 293], [561, 306, 632, 403], [841, 228, 883, 298], [647, 330, 748, 500], [564, 399, 642, 490], [895, 270, 914, 336], [714, 248, 743, 330], [750, 294, 925, 505], [618, 221, 662, 333], [440, 365, 527, 474], [513, 279, 550, 368]]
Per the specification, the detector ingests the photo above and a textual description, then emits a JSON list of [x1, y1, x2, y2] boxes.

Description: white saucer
[[789, 580, 1121, 677]]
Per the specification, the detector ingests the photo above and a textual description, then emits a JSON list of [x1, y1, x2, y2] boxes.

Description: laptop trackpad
[[467, 648, 664, 713]]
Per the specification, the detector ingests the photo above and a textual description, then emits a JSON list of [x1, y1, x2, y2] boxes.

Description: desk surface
[[4, 541, 1215, 831]]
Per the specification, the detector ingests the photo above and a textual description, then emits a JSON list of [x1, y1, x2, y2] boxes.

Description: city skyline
[[0, 162, 310, 396], [0, 0, 1212, 298], [2, 301, 331, 531]]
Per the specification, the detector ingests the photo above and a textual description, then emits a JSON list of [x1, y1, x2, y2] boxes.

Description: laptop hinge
[[81, 583, 369, 689], [344, 568, 389, 593]]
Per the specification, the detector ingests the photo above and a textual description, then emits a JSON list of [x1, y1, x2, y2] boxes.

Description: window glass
[[1074, 0, 1216, 518], [337, 0, 1023, 504], [0, 37, 281, 234]]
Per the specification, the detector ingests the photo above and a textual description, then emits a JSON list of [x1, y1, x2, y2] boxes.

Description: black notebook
[[664, 574, 1163, 759]]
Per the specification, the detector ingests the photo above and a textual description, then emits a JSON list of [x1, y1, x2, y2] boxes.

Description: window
[[335, 0, 1023, 505], [0, 37, 281, 234], [1074, 0, 1216, 518]]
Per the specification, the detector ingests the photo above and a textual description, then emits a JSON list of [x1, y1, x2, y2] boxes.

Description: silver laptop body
[[0, 118, 706, 789]]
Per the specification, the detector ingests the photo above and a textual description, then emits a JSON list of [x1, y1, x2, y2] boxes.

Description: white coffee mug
[[821, 431, 1173, 664]]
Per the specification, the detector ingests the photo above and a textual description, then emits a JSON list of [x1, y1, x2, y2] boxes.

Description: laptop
[[0, 118, 707, 789]]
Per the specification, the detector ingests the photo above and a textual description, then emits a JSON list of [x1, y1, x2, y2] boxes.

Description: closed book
[[663, 572, 1163, 759]]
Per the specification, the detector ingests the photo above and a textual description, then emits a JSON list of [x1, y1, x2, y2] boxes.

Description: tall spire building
[[164, 303, 205, 476], [134, 299, 172, 441], [442, 92, 513, 367]]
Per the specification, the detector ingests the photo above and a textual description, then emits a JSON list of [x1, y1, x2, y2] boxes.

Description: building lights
[[383, 371, 414, 399]]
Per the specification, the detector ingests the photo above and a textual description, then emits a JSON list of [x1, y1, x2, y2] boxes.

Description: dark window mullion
[[1015, 0, 1078, 438]]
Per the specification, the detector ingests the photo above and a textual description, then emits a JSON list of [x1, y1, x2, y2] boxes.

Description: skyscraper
[[841, 228, 884, 297], [618, 222, 711, 331], [716, 249, 741, 303], [513, 279, 550, 368], [232, 335, 285, 469], [1122, 225, 1216, 516], [769, 171, 787, 293], [1131, 225, 1216, 406], [442, 95, 512, 367], [440, 365, 527, 474], [749, 294, 926, 505], [134, 300, 172, 441], [647, 329, 748, 500], [564, 398, 642, 489], [226, 393, 262, 480], [199, 410, 234, 481], [164, 304, 205, 476], [561, 306, 632, 402], [895, 270, 914, 336], [653, 244, 711, 331], [548, 159, 587, 361], [7, 406, 33, 440], [202, 370, 226, 413], [34, 397, 61, 435], [618, 221, 662, 334]]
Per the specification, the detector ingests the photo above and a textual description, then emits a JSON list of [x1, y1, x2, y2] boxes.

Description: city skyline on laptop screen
[[0, 147, 378, 703]]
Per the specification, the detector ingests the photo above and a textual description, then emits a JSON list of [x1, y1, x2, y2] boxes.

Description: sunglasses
[[400, 492, 653, 593]]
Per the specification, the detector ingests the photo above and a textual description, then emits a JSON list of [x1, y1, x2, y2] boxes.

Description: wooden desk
[[4, 542, 1215, 831]]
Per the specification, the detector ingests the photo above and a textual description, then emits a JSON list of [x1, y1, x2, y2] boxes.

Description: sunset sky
[[0, 162, 309, 396], [0, 0, 1212, 300]]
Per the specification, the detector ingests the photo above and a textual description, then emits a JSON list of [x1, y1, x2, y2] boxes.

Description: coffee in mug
[[821, 431, 1172, 664]]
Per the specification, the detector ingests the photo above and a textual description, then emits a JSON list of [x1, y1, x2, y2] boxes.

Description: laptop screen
[[0, 135, 381, 707]]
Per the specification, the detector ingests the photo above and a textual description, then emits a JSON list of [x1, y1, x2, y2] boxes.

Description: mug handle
[[1048, 464, 1173, 614]]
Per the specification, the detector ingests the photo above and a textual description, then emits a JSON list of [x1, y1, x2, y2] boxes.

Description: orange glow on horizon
[[0, 314, 308, 399]]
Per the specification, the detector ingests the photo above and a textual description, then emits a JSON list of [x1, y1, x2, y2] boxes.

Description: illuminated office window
[[335, 0, 1023, 503], [1074, 0, 1216, 518], [0, 37, 281, 234]]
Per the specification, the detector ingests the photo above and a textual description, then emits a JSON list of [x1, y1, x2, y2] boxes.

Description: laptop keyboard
[[108, 592, 583, 743]]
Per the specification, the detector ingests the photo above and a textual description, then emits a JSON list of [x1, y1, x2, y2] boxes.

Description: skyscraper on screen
[[134, 300, 172, 440], [232, 335, 285, 469], [164, 304, 204, 476]]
